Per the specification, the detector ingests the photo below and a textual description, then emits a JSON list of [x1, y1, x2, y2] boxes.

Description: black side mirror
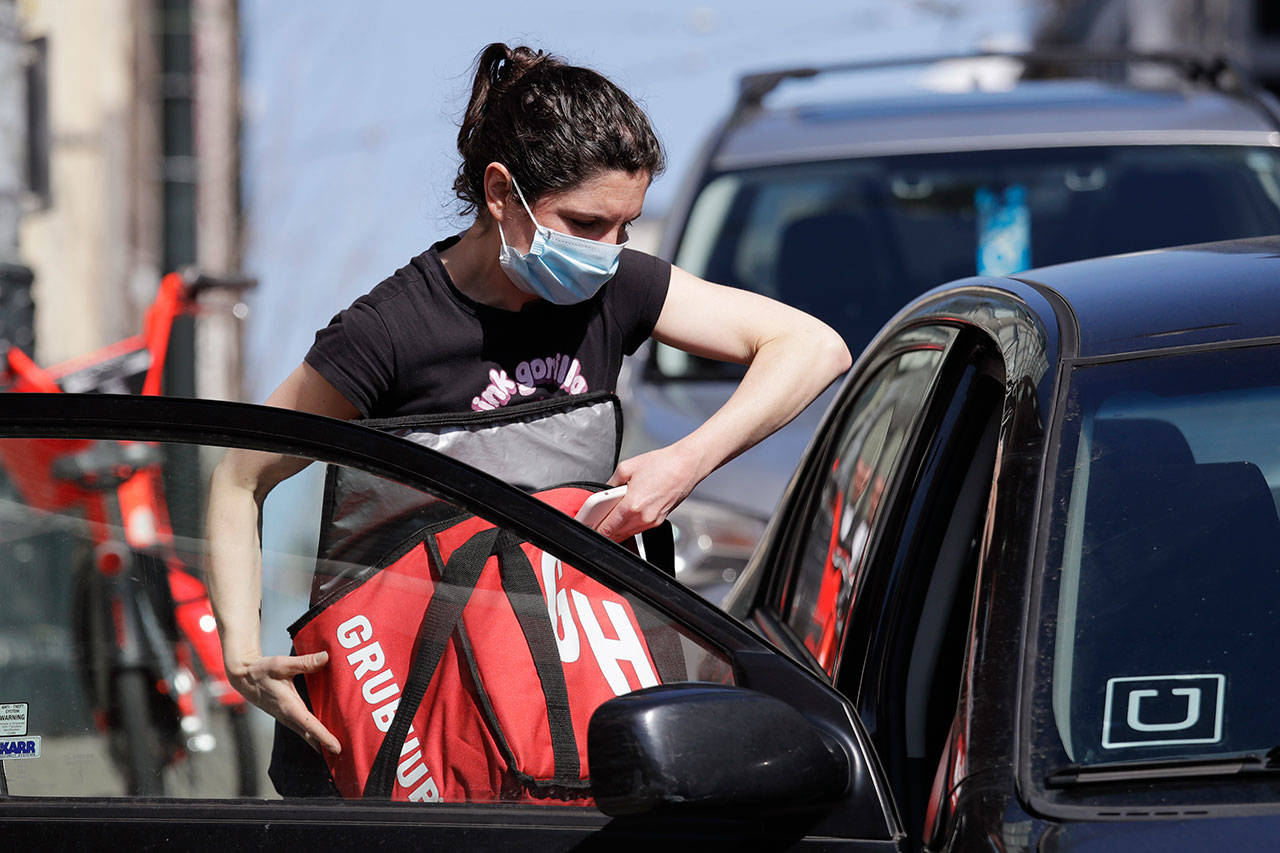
[[588, 683, 849, 817]]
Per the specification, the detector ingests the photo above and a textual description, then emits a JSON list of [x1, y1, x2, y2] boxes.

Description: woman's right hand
[[206, 364, 362, 759], [228, 651, 341, 756]]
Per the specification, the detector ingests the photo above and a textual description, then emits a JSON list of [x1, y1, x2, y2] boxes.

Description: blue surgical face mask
[[497, 177, 626, 305]]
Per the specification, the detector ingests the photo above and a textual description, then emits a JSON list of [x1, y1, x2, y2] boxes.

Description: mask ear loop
[[509, 174, 541, 228], [507, 171, 627, 255], [496, 173, 538, 250], [497, 173, 542, 252]]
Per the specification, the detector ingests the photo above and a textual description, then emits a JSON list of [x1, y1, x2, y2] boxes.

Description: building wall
[[0, 1, 25, 264], [16, 0, 161, 366], [13, 0, 244, 405]]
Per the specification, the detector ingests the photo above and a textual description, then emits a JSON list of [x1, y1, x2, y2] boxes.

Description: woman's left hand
[[592, 264, 850, 543], [596, 444, 703, 542]]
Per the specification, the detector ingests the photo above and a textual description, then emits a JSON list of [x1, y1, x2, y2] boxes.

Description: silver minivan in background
[[620, 51, 1280, 601]]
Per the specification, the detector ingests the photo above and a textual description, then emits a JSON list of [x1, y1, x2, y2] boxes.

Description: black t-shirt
[[305, 236, 671, 418]]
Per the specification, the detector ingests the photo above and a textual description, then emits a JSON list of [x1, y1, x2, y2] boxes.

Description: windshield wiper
[[1047, 748, 1280, 788]]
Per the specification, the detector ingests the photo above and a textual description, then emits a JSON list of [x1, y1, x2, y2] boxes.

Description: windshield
[[1037, 345, 1280, 775], [661, 145, 1280, 378]]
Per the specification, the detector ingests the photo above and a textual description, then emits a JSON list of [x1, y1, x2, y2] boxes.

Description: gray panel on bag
[[315, 398, 620, 595], [394, 397, 619, 486]]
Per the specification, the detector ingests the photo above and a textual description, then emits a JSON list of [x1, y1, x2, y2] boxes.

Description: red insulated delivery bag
[[289, 485, 666, 803]]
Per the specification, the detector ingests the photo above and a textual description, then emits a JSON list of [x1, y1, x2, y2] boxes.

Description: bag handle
[[363, 525, 500, 798]]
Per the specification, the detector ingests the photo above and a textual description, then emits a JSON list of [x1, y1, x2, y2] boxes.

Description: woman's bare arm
[[596, 266, 851, 541], [206, 362, 359, 754]]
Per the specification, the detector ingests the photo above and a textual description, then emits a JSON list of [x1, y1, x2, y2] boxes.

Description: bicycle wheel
[[225, 704, 260, 797], [76, 550, 263, 798], [169, 704, 261, 798], [115, 668, 167, 796], [161, 657, 262, 798], [76, 565, 172, 797]]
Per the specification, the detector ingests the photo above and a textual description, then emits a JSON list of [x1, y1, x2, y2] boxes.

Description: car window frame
[[835, 332, 1008, 843], [837, 333, 1006, 693], [0, 392, 903, 845], [756, 323, 962, 675]]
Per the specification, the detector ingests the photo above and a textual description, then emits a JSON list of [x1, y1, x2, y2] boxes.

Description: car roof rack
[[733, 49, 1280, 130]]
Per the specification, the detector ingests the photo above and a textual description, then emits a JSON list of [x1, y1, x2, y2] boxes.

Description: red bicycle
[[0, 270, 259, 796]]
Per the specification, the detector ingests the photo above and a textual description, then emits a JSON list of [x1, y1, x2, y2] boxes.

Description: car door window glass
[[0, 436, 730, 802], [1041, 345, 1280, 771], [783, 331, 953, 674]]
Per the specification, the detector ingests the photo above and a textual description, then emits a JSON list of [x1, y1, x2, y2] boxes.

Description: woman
[[206, 43, 850, 791]]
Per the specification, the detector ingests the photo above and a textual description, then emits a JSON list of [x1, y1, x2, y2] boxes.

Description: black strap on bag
[[494, 533, 581, 788], [626, 521, 687, 683], [363, 526, 498, 798], [635, 521, 676, 578], [363, 526, 582, 799]]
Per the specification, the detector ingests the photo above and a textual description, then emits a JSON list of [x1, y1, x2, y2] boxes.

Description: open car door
[[0, 394, 903, 850]]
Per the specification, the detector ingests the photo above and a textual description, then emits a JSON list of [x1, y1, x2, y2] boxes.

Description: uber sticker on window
[[0, 702, 27, 736], [1102, 674, 1225, 749]]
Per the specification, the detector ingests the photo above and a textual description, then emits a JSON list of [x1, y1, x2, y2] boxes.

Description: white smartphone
[[575, 485, 627, 531]]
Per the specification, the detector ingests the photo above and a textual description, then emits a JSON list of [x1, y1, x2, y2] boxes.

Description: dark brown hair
[[454, 43, 665, 216]]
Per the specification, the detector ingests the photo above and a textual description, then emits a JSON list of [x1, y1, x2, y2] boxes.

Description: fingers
[[604, 448, 694, 539], [271, 663, 341, 755], [606, 457, 637, 489], [268, 650, 330, 677], [286, 708, 342, 756], [595, 500, 660, 542], [235, 652, 342, 755], [594, 507, 627, 542], [276, 654, 341, 752]]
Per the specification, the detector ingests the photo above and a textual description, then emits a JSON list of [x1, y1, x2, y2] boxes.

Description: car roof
[[1008, 235, 1280, 359], [713, 79, 1280, 171]]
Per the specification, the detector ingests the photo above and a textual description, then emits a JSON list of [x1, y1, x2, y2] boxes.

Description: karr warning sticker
[[0, 702, 27, 736], [1102, 674, 1225, 749], [0, 735, 40, 759]]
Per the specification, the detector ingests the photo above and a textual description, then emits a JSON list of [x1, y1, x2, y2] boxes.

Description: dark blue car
[[726, 235, 1280, 850]]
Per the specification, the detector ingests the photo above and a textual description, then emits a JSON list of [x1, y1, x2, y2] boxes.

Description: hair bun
[[458, 44, 559, 164], [497, 45, 545, 85], [481, 43, 547, 94]]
